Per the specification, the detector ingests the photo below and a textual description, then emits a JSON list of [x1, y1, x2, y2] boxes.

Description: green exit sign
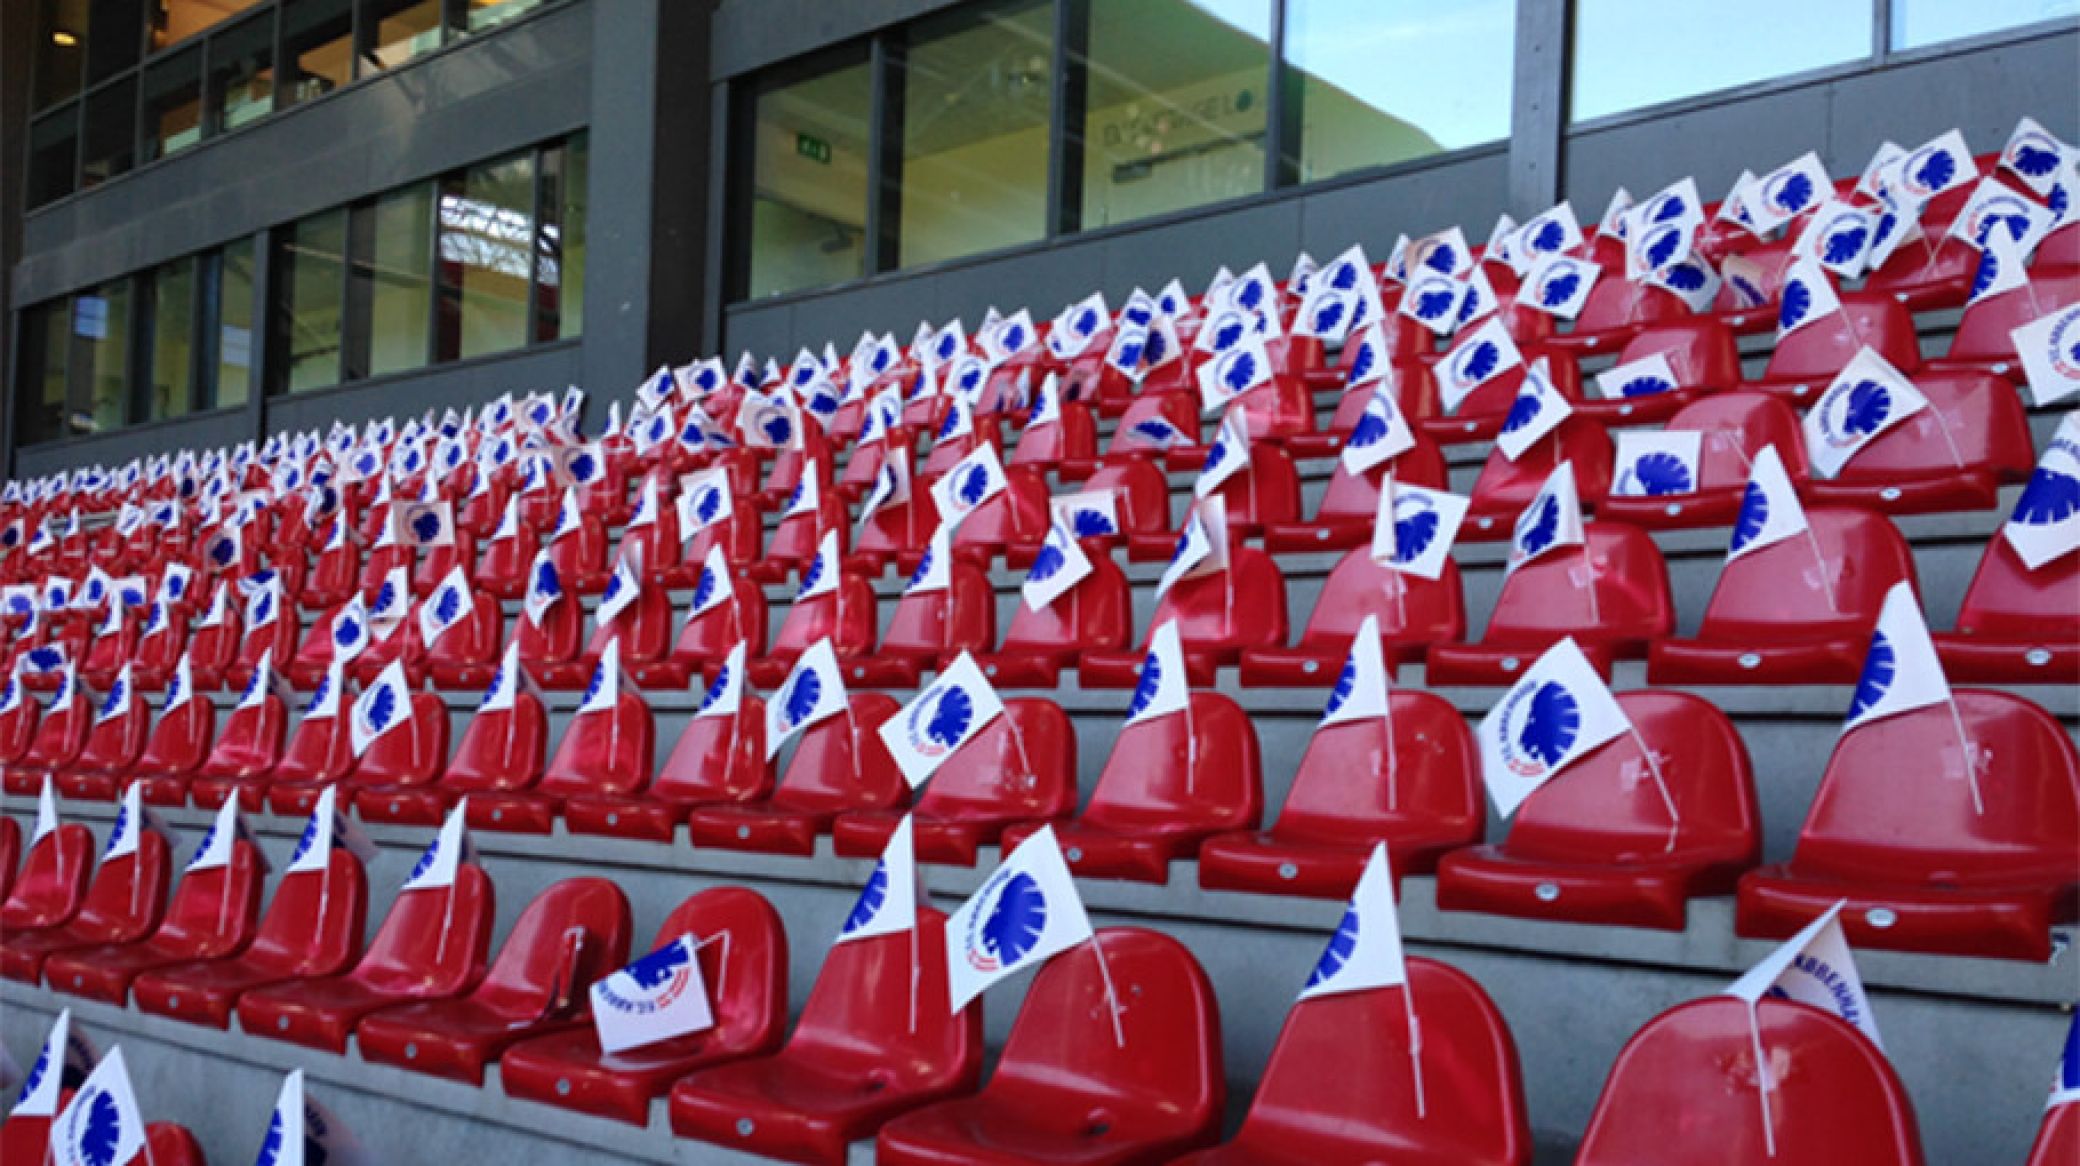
[[796, 132, 832, 165]]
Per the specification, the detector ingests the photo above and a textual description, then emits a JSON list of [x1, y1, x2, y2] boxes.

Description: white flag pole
[[1800, 524, 1839, 615], [1625, 722, 1682, 854], [907, 918, 921, 1036], [691, 929, 734, 1023], [1748, 1001, 1779, 1158], [1087, 933, 1127, 1049], [1402, 981, 1428, 1120], [1943, 695, 1985, 816]]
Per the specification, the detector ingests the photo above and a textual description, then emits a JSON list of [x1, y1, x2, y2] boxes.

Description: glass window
[[28, 107, 79, 208], [745, 53, 873, 298], [361, 0, 449, 76], [141, 48, 203, 161], [464, 0, 544, 33], [1571, 0, 1870, 124], [1075, 0, 1272, 230], [895, 1, 1054, 268], [208, 239, 257, 408], [281, 0, 353, 108], [1892, 0, 2079, 49], [1282, 0, 1513, 183], [149, 0, 264, 52], [76, 280, 134, 433], [145, 256, 197, 421], [351, 183, 436, 378], [436, 152, 535, 360], [207, 14, 273, 134], [534, 134, 588, 341], [277, 208, 347, 393], [17, 300, 72, 445], [81, 76, 138, 187], [86, 0, 145, 85], [33, 0, 87, 110]]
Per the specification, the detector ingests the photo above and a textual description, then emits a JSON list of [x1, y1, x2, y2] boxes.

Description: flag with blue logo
[[1612, 431, 1702, 499], [1437, 316, 1523, 415], [1373, 479, 1471, 581], [794, 530, 841, 603], [286, 786, 379, 875], [1726, 901, 1882, 1051], [47, 1046, 145, 1166], [1, 584, 36, 621], [1776, 258, 1843, 340], [1023, 514, 1095, 613], [1801, 348, 1929, 478], [765, 639, 848, 759], [1717, 170, 1762, 236], [695, 642, 747, 720], [1124, 620, 1191, 729], [859, 447, 914, 528], [1407, 227, 1471, 279], [1949, 177, 2053, 254], [478, 641, 539, 716], [1506, 461, 1585, 574], [1967, 222, 2030, 308], [881, 651, 1005, 788], [160, 652, 197, 717], [1520, 201, 1584, 260], [303, 661, 347, 725], [418, 566, 474, 651], [676, 468, 734, 538], [399, 499, 454, 548], [1399, 271, 1467, 338], [578, 638, 625, 718], [2012, 303, 2080, 408], [1339, 322, 1390, 394], [1340, 380, 1417, 478], [591, 931, 716, 1055], [684, 544, 735, 621], [2002, 116, 2071, 197], [1725, 445, 1808, 563], [102, 781, 171, 862], [1891, 128, 1975, 205], [328, 593, 371, 663], [1625, 198, 1702, 282], [237, 655, 289, 714], [1294, 283, 1360, 344], [185, 796, 254, 874], [1454, 268, 1502, 333], [1495, 357, 1573, 463], [2050, 1011, 2080, 1109], [1157, 495, 1229, 599], [1749, 151, 1832, 234], [93, 663, 136, 727], [780, 463, 823, 521], [2004, 413, 2080, 570], [1795, 198, 1882, 279], [13, 1007, 96, 1118], [350, 660, 413, 756], [1857, 141, 1907, 199], [1197, 333, 1274, 415], [400, 797, 477, 892], [1842, 581, 1950, 737], [1477, 637, 1631, 818], [930, 443, 1010, 532], [523, 549, 565, 629], [1194, 408, 1253, 500], [945, 824, 1093, 1012], [1320, 615, 1392, 730], [32, 775, 60, 845], [42, 575, 75, 614], [1299, 842, 1406, 1001], [1522, 253, 1600, 320], [254, 1068, 369, 1166], [549, 488, 590, 548], [904, 524, 953, 598], [155, 563, 195, 608], [1592, 351, 1679, 403], [595, 547, 645, 630], [837, 813, 919, 949]]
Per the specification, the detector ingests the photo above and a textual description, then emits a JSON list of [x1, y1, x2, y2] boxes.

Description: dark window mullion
[[426, 175, 444, 365], [524, 144, 544, 347], [1264, 0, 1297, 190], [865, 35, 905, 274], [1048, 0, 1089, 237]]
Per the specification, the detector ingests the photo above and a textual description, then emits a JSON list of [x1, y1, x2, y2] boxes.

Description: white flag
[[2000, 115, 2070, 197], [1194, 407, 1253, 499], [590, 935, 716, 1056], [1612, 431, 1702, 498], [880, 652, 1006, 788], [836, 813, 918, 946], [595, 548, 644, 628], [1842, 581, 1951, 736], [1521, 253, 1600, 320], [578, 638, 624, 718], [399, 797, 476, 892], [1776, 258, 1843, 340], [1156, 495, 1228, 598], [2011, 304, 2080, 408], [1373, 479, 1468, 581], [1802, 348, 1929, 479], [1506, 461, 1585, 574], [13, 1007, 96, 1118], [688, 545, 735, 620], [102, 781, 168, 862], [286, 785, 378, 875], [1495, 357, 1573, 462], [1123, 620, 1191, 728], [418, 567, 473, 651], [2003, 413, 2080, 570], [694, 642, 747, 720], [49, 1048, 147, 1166], [1796, 198, 1882, 279], [1726, 445, 1809, 563], [94, 664, 135, 726], [1320, 615, 1392, 730], [349, 660, 413, 756], [1726, 901, 1882, 1051], [766, 639, 848, 759], [1299, 842, 1408, 1000], [1437, 317, 1523, 414], [1398, 271, 1467, 337], [1023, 515, 1095, 613], [930, 442, 1009, 528], [185, 796, 250, 873], [945, 824, 1094, 1013], [904, 524, 953, 597], [795, 530, 841, 603], [1339, 382, 1417, 477], [677, 468, 734, 536], [1967, 222, 2030, 307], [1477, 637, 1631, 819], [1196, 336, 1275, 414], [1593, 351, 1680, 402], [328, 594, 370, 663], [256, 1068, 369, 1166], [1750, 151, 1832, 233]]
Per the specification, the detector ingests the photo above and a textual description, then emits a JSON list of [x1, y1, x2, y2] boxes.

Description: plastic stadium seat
[[922, 421, 1001, 480], [272, 691, 448, 818], [877, 927, 1223, 1166], [538, 569, 676, 690], [179, 684, 289, 810], [1, 827, 170, 983], [1068, 456, 1173, 549], [78, 616, 139, 690], [139, 1123, 210, 1166], [0, 1112, 56, 1166], [469, 672, 654, 834], [683, 492, 767, 575], [762, 501, 848, 583], [1649, 508, 1915, 685], [845, 559, 997, 689], [133, 848, 369, 1028], [547, 507, 612, 596], [226, 603, 297, 693], [1929, 266, 2080, 375], [748, 568, 878, 689], [1804, 369, 2033, 514], [998, 692, 1262, 884], [1863, 232, 1978, 311], [0, 679, 39, 767], [303, 529, 359, 610], [1546, 275, 1688, 357], [1462, 417, 1615, 539], [628, 569, 770, 691], [1599, 392, 1810, 530], [951, 466, 1054, 563], [685, 693, 907, 855], [357, 877, 633, 1084], [1199, 691, 1482, 899], [360, 674, 548, 826], [1262, 433, 1450, 553], [838, 431, 904, 499], [833, 698, 1078, 866], [1575, 997, 1923, 1166], [1427, 522, 1673, 685], [0, 816, 16, 901], [1737, 690, 2079, 961], [45, 833, 266, 1003], [403, 585, 502, 687], [669, 907, 983, 1166], [1079, 548, 1290, 687], [181, 602, 240, 691], [1175, 957, 1529, 1166], [501, 887, 791, 1125], [2032, 1092, 2079, 1166], [1413, 347, 1583, 444], [236, 862, 495, 1051], [1126, 444, 1302, 553], [129, 603, 189, 689], [1241, 551, 1466, 684], [357, 541, 414, 600], [4, 674, 92, 795], [973, 544, 1132, 688], [566, 690, 771, 841], [1933, 535, 2080, 683], [1576, 317, 1744, 427], [473, 517, 540, 601], [282, 603, 352, 688], [1096, 392, 1202, 470], [414, 530, 477, 598], [1437, 692, 1761, 929], [0, 821, 94, 933], [120, 692, 214, 807], [1745, 296, 1922, 403], [850, 472, 937, 577], [250, 701, 354, 815], [55, 679, 149, 801], [1008, 401, 1097, 473]]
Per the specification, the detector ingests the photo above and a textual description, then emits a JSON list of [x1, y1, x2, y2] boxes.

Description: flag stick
[[693, 929, 734, 1019], [907, 917, 921, 1036], [1580, 541, 1603, 627], [1626, 722, 1682, 854], [1182, 680, 1201, 801], [1748, 1001, 1779, 1158], [1944, 695, 1985, 815], [1801, 523, 1839, 615], [1923, 403, 1968, 470], [1087, 932, 1127, 1049], [1402, 981, 1428, 1120], [1003, 706, 1038, 790]]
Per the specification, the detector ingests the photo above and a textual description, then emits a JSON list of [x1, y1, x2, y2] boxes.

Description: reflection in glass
[[33, 0, 87, 110], [465, 0, 545, 32], [87, 0, 145, 85], [747, 54, 873, 298], [79, 280, 134, 433], [28, 108, 79, 208], [897, 1, 1054, 267], [1283, 0, 1513, 182], [18, 300, 71, 446], [142, 49, 204, 160], [535, 134, 588, 340], [211, 239, 257, 408], [1892, 0, 2078, 48], [208, 15, 274, 133], [146, 256, 197, 420], [82, 77, 138, 187], [150, 0, 264, 51], [279, 208, 347, 393], [1571, 0, 1868, 123], [353, 184, 436, 377], [437, 153, 536, 360], [362, 0, 448, 75], [281, 0, 353, 108]]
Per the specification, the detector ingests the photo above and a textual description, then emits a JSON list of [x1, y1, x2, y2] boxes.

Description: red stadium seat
[[999, 692, 1261, 884], [272, 691, 448, 817], [1079, 548, 1290, 687], [124, 693, 215, 807], [45, 834, 266, 1003], [2031, 1097, 2079, 1166], [473, 516, 541, 601], [4, 674, 92, 795], [139, 1122, 210, 1166], [546, 506, 611, 596], [78, 617, 140, 692], [762, 500, 849, 582], [55, 678, 149, 800], [1933, 534, 2080, 683], [1263, 432, 1450, 553], [181, 685, 289, 810], [1803, 369, 2033, 515], [1649, 508, 1915, 685], [501, 887, 791, 1125], [627, 568, 770, 691], [408, 586, 502, 687], [1200, 691, 1481, 898], [0, 821, 94, 933], [1096, 392, 1202, 470], [1127, 444, 1301, 553], [413, 530, 477, 598], [950, 466, 1053, 563], [669, 908, 983, 1166], [1575, 997, 1923, 1166], [254, 702, 354, 815], [359, 674, 548, 826], [833, 698, 1078, 866], [1428, 522, 1672, 685], [1438, 692, 1761, 929], [358, 877, 633, 1084], [1174, 957, 1531, 1166], [1073, 456, 1173, 549], [1745, 295, 1922, 403], [236, 862, 494, 1051], [1863, 232, 1978, 311], [1546, 275, 1688, 357], [1008, 401, 1098, 473], [1413, 346, 1583, 444], [974, 543, 1132, 688], [877, 927, 1223, 1166], [1929, 266, 2080, 375], [685, 692, 907, 855], [470, 672, 654, 834], [538, 569, 675, 690], [1, 828, 170, 983], [845, 559, 997, 689], [1241, 551, 1465, 684], [1599, 392, 1809, 530], [748, 568, 877, 689], [1737, 690, 2079, 960], [129, 603, 188, 689], [133, 847, 369, 1028], [566, 692, 773, 841], [0, 816, 16, 901], [0, 678, 40, 767], [1576, 317, 1743, 426], [1462, 417, 1614, 539]]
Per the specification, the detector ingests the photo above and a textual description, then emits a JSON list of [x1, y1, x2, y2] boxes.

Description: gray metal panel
[[260, 342, 584, 435], [1297, 150, 1509, 260], [14, 2, 595, 303], [579, 0, 664, 399], [711, 0, 966, 79], [11, 406, 253, 479], [1507, 0, 1569, 215]]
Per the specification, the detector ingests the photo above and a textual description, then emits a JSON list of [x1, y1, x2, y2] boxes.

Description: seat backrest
[[540, 691, 656, 800], [1214, 445, 1303, 530], [999, 548, 1132, 657], [1576, 997, 1923, 1165], [584, 579, 675, 664], [1468, 416, 1616, 511], [443, 689, 548, 793], [1825, 369, 2033, 484], [653, 695, 773, 804], [421, 591, 502, 672], [772, 692, 908, 816], [357, 692, 452, 788], [414, 533, 477, 596], [137, 698, 213, 777], [1500, 691, 1759, 864], [202, 694, 288, 778], [273, 711, 355, 787], [75, 832, 172, 938], [1480, 522, 1672, 645], [654, 887, 789, 1056], [1792, 691, 2080, 886], [25, 688, 92, 769], [516, 598, 582, 669], [787, 907, 982, 1088], [672, 573, 770, 662], [245, 850, 368, 975], [151, 838, 264, 954], [1616, 318, 1742, 392], [1311, 435, 1450, 524], [472, 877, 631, 1018], [477, 522, 542, 591], [1697, 508, 1913, 642], [76, 691, 149, 774], [0, 696, 40, 764], [1107, 392, 1201, 459], [1762, 295, 1922, 382], [879, 561, 996, 659], [234, 608, 296, 671], [1080, 455, 1172, 536], [1664, 392, 1811, 493], [770, 574, 878, 659], [1952, 533, 2080, 641], [1146, 546, 1290, 655], [1009, 401, 1097, 469], [683, 502, 765, 569], [0, 816, 18, 900], [0, 823, 94, 924], [141, 1122, 209, 1166], [351, 862, 494, 995], [1274, 692, 1481, 846], [951, 466, 1053, 551], [1296, 550, 1465, 655], [187, 615, 240, 674], [546, 513, 607, 580], [1944, 266, 2080, 363], [1234, 958, 1530, 1164], [1572, 276, 1686, 336], [135, 608, 188, 674], [1085, 692, 1262, 833], [913, 698, 1077, 822]]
